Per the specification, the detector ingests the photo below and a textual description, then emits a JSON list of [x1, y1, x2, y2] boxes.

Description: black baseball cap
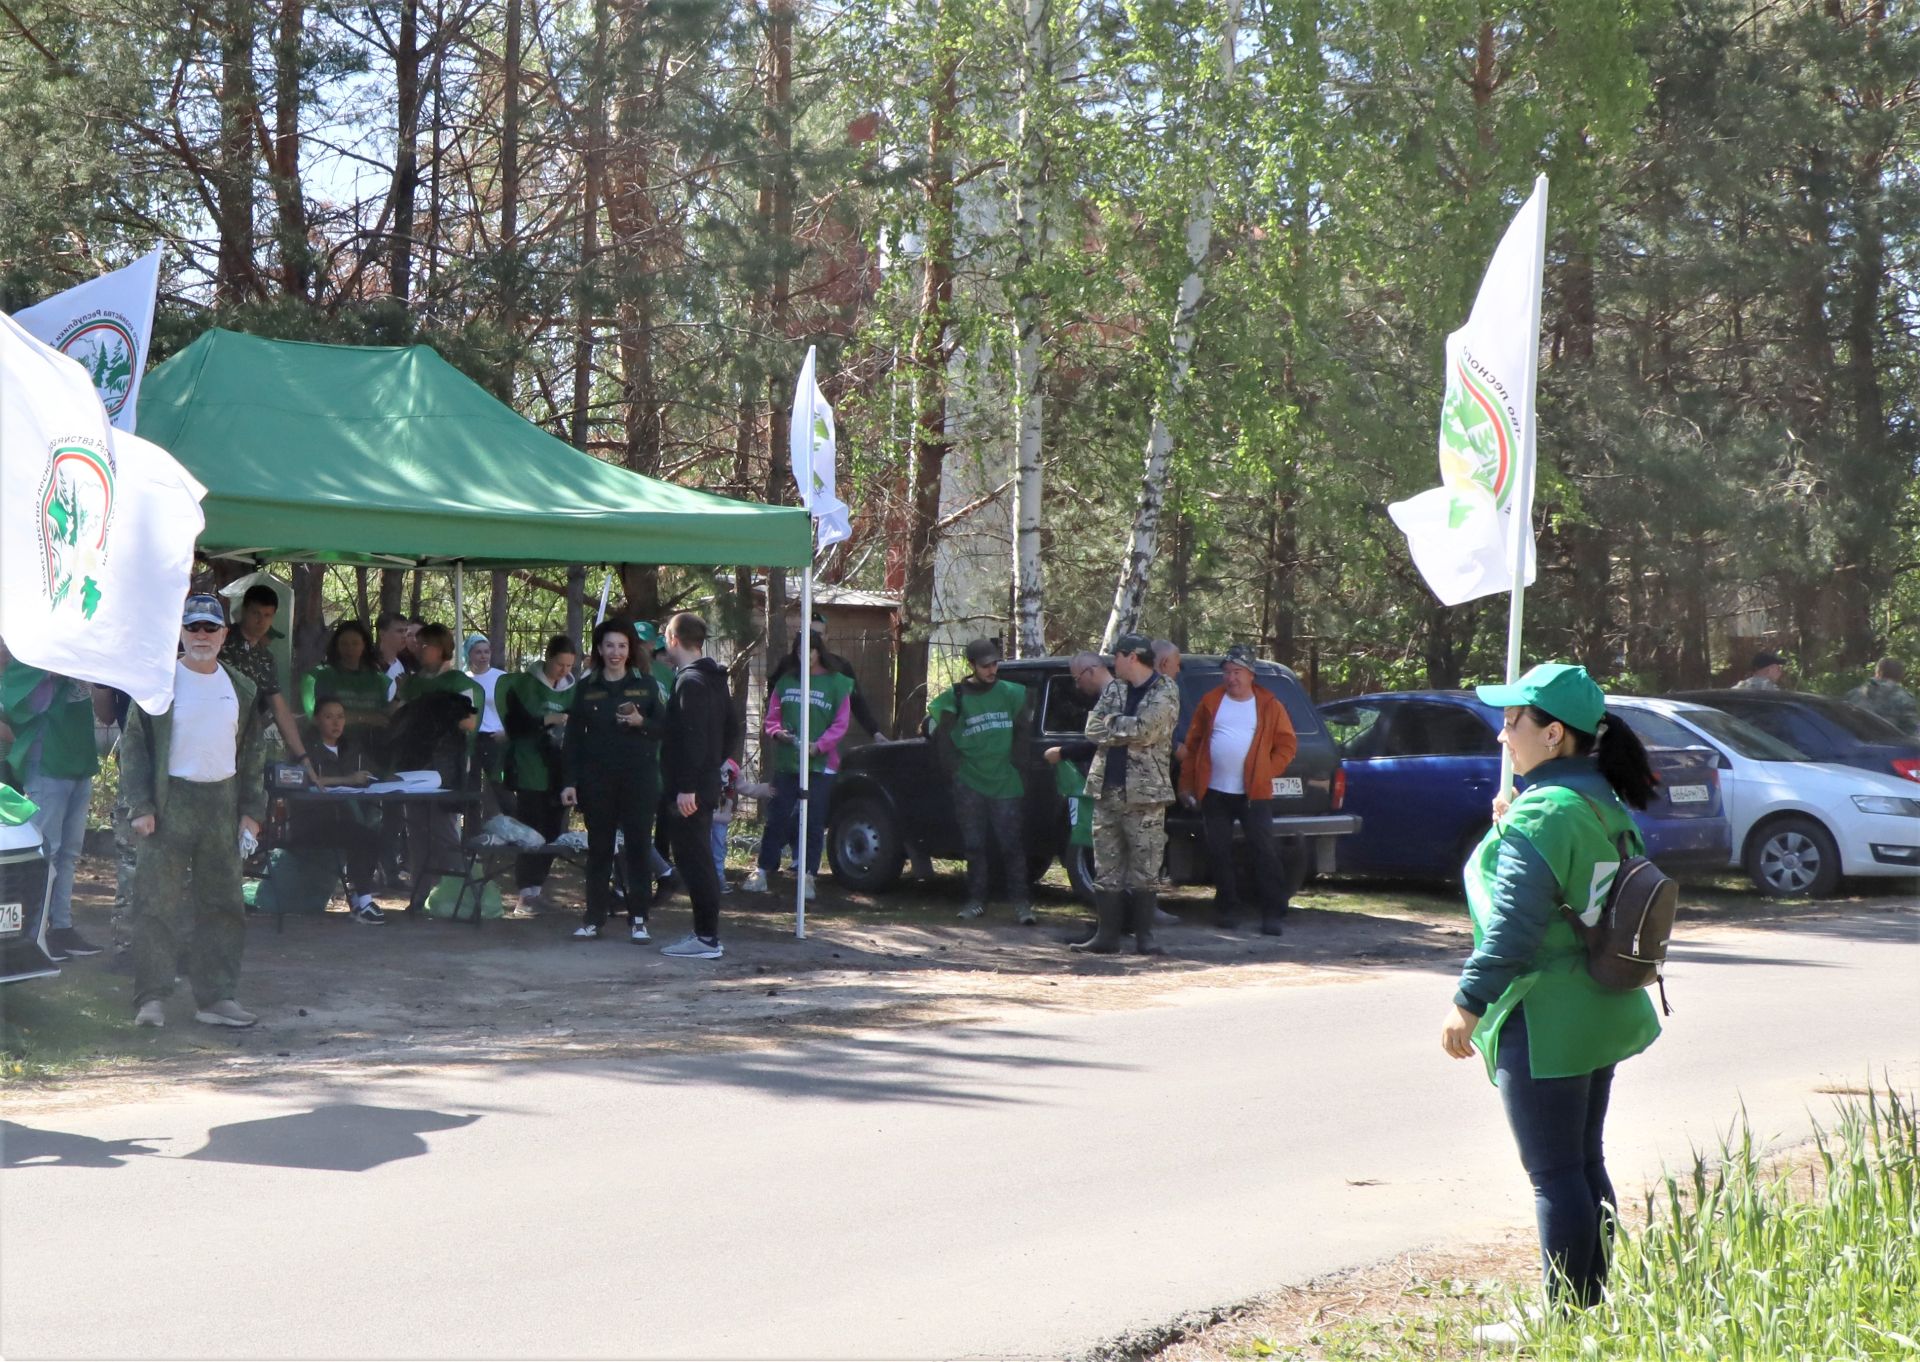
[[1112, 633, 1153, 660], [1751, 650, 1785, 670], [964, 638, 1003, 666]]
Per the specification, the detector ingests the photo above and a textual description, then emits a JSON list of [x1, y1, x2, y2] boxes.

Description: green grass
[[0, 968, 199, 1082], [1246, 1088, 1920, 1360]]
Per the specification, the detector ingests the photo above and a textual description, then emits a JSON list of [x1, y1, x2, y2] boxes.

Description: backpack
[[1559, 794, 1678, 1015]]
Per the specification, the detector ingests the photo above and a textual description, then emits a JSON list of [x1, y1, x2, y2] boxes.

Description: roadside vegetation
[[1236, 1088, 1919, 1360]]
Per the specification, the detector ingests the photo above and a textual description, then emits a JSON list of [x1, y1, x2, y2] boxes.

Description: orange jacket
[[1179, 685, 1298, 802]]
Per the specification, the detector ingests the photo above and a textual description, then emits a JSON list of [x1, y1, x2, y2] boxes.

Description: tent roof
[[136, 329, 811, 569]]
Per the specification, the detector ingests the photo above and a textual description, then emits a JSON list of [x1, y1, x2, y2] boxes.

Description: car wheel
[[827, 797, 906, 893], [1744, 816, 1841, 899], [1065, 843, 1097, 905]]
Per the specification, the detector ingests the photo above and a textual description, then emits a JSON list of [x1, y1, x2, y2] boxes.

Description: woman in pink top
[[744, 633, 852, 899]]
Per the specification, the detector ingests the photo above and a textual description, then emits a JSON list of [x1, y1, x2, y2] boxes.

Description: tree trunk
[[566, 566, 586, 653], [490, 570, 510, 658], [214, 0, 257, 303], [270, 0, 309, 299], [389, 0, 422, 302], [379, 569, 405, 618], [291, 564, 328, 672], [760, 0, 796, 694], [498, 0, 523, 354], [355, 566, 372, 624], [892, 25, 958, 737], [1009, 0, 1050, 657], [1101, 0, 1238, 648]]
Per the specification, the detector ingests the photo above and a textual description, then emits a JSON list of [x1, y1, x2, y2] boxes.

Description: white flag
[[789, 345, 851, 549], [0, 309, 207, 715], [1389, 181, 1545, 607], [14, 249, 162, 433]]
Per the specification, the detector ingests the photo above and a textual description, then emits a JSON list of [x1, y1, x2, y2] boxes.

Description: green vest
[[501, 672, 575, 791], [931, 679, 1027, 799], [0, 665, 98, 781], [1464, 778, 1662, 1083], [769, 671, 854, 776], [300, 665, 391, 716], [399, 668, 488, 755], [1056, 759, 1093, 848]]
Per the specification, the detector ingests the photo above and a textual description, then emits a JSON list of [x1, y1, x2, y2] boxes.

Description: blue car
[[1317, 691, 1732, 879]]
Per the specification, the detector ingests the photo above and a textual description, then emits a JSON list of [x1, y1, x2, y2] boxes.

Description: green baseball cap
[[1475, 662, 1607, 735], [632, 620, 663, 647]]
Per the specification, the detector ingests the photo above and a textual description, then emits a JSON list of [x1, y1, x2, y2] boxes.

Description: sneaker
[[742, 868, 770, 894], [513, 889, 545, 917], [654, 868, 679, 898], [49, 926, 105, 957], [194, 999, 258, 1028], [1471, 1306, 1545, 1348], [630, 919, 651, 943], [42, 936, 70, 962], [351, 901, 387, 925], [956, 902, 986, 919], [660, 934, 724, 960], [572, 923, 601, 940], [1013, 903, 1036, 926], [803, 874, 817, 902], [133, 1000, 165, 1028]]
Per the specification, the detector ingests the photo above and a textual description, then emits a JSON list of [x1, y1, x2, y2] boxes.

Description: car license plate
[[1273, 777, 1303, 798], [1669, 784, 1710, 805], [0, 902, 21, 937]]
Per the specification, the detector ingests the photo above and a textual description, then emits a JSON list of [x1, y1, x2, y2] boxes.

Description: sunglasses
[[184, 622, 224, 634]]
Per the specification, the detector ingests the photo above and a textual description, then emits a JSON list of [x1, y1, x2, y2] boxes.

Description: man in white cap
[[122, 594, 269, 1028]]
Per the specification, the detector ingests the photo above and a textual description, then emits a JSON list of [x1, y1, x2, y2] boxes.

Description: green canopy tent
[[137, 329, 812, 569]]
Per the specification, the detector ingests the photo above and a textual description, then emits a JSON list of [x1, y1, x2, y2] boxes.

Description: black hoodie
[[663, 656, 739, 807]]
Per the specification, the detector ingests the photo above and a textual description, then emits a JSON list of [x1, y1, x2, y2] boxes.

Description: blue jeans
[[24, 756, 91, 931], [759, 771, 834, 877], [1495, 1007, 1617, 1308], [711, 821, 730, 880]]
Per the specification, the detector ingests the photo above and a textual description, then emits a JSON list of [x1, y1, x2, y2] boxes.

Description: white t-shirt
[[468, 667, 508, 735], [1206, 695, 1259, 795], [169, 663, 240, 782]]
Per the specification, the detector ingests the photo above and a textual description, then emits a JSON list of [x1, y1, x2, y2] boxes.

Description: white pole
[[594, 569, 613, 627], [796, 556, 813, 939], [1499, 174, 1549, 801]]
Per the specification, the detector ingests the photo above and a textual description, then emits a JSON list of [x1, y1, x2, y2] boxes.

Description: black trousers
[[669, 803, 723, 941], [288, 808, 380, 899], [1200, 790, 1289, 917], [513, 786, 567, 890], [580, 772, 657, 926]]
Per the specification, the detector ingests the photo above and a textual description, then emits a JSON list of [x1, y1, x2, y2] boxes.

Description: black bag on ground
[[1559, 794, 1678, 1015]]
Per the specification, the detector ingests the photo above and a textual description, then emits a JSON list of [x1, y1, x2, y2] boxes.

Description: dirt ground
[[9, 850, 1913, 1109]]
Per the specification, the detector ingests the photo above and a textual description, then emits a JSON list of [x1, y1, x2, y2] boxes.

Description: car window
[[1258, 675, 1324, 735], [1809, 697, 1909, 742], [1378, 701, 1497, 758], [1040, 675, 1093, 738], [1659, 706, 1807, 761], [1728, 704, 1810, 750], [1611, 706, 1707, 751], [1322, 704, 1382, 758]]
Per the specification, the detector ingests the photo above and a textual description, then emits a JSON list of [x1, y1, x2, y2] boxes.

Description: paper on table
[[394, 771, 443, 791], [327, 780, 406, 795]]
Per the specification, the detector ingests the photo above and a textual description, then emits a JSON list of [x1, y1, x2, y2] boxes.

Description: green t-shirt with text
[[929, 678, 1028, 799], [769, 671, 855, 776]]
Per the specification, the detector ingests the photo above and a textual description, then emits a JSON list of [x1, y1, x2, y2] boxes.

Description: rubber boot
[[1129, 888, 1165, 955], [1069, 891, 1126, 954]]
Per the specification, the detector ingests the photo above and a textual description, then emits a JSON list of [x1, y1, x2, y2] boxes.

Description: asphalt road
[[3, 912, 1915, 1360]]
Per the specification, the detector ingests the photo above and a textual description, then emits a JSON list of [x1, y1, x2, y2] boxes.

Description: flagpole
[[594, 569, 612, 626], [794, 345, 817, 941], [1499, 173, 1549, 801]]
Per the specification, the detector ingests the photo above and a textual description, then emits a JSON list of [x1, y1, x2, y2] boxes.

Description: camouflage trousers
[[131, 777, 246, 1010], [111, 798, 138, 950], [1091, 792, 1167, 893]]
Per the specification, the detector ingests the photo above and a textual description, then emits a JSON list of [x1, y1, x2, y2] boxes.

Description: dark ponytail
[[1524, 704, 1658, 810]]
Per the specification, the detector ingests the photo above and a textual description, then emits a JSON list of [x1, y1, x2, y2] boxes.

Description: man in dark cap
[[1072, 633, 1180, 954], [928, 637, 1034, 922], [1734, 650, 1785, 691]]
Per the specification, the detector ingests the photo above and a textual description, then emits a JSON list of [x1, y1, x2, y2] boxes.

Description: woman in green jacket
[[1439, 663, 1661, 1331]]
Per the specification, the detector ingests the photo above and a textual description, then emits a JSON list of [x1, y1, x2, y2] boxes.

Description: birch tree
[[1101, 0, 1240, 648], [1008, 0, 1051, 655]]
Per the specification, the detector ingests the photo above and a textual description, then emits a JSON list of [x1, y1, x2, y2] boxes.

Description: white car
[[0, 813, 60, 984], [1610, 697, 1920, 898]]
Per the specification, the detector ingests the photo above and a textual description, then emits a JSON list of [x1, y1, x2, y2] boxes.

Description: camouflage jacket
[[1084, 673, 1180, 804], [1732, 675, 1778, 691], [1849, 679, 1920, 738]]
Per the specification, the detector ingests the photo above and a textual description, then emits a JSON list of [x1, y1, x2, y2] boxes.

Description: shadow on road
[[181, 1103, 480, 1172], [1, 1121, 162, 1169], [547, 1024, 1134, 1108]]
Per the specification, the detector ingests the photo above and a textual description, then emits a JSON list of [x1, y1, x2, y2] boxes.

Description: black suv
[[1668, 689, 1920, 785], [826, 654, 1360, 901]]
